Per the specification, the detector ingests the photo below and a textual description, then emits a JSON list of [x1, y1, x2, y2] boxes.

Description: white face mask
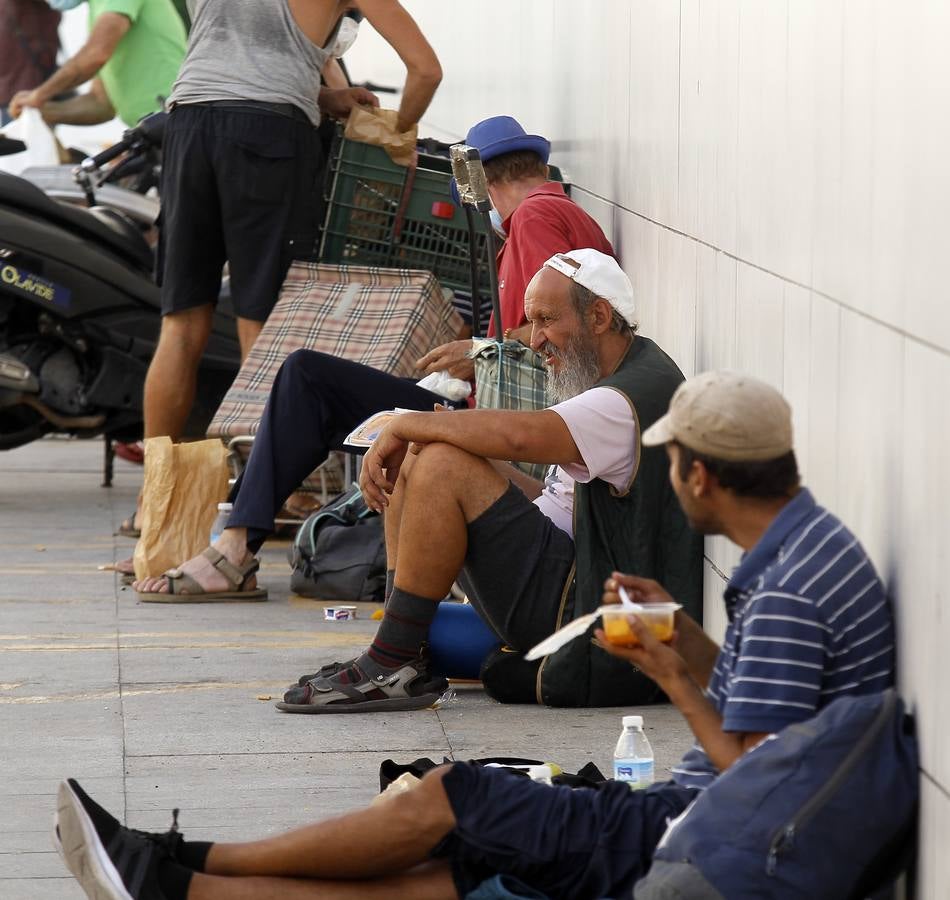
[[331, 16, 360, 58], [489, 207, 507, 238]]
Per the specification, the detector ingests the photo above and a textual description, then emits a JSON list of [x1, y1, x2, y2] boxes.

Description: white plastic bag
[[0, 108, 60, 175], [416, 370, 472, 402]]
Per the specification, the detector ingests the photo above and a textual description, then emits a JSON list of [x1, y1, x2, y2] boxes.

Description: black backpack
[[289, 485, 386, 602]]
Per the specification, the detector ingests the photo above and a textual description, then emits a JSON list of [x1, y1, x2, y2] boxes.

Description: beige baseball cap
[[542, 249, 637, 326], [642, 371, 793, 461]]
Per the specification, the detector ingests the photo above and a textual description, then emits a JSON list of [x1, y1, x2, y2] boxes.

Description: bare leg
[[382, 449, 419, 572], [236, 317, 264, 362], [133, 305, 215, 531], [134, 312, 259, 529], [188, 861, 457, 900], [387, 443, 508, 599], [143, 305, 215, 440], [204, 768, 455, 880]]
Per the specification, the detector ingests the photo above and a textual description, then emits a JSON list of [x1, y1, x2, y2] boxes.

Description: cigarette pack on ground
[[324, 605, 358, 621]]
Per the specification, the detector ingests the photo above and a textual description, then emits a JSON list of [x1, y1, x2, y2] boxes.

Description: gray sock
[[367, 587, 439, 669]]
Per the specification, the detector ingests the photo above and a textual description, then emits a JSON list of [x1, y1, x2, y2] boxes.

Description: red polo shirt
[[490, 182, 615, 336]]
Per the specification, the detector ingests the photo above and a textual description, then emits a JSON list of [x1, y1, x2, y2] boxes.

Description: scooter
[[0, 113, 240, 482]]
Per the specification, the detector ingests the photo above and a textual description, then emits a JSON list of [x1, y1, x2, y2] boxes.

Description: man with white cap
[[279, 248, 703, 712], [134, 114, 614, 602], [53, 373, 894, 900]]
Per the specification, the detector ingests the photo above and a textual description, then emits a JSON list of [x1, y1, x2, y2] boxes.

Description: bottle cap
[[622, 715, 643, 729], [217, 502, 233, 511]]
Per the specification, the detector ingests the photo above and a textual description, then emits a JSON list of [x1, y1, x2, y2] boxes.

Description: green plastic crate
[[319, 137, 495, 299]]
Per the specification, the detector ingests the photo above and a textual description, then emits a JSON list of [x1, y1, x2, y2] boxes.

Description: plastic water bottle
[[613, 715, 654, 789], [209, 502, 232, 545]]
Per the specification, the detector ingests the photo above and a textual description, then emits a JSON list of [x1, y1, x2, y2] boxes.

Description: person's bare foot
[[131, 528, 256, 595]]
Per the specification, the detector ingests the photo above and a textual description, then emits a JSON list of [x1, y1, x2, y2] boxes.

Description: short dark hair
[[673, 441, 800, 499], [483, 150, 548, 185], [568, 280, 637, 337]]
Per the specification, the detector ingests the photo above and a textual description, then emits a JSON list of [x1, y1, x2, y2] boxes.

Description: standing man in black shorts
[[142, 0, 442, 454]]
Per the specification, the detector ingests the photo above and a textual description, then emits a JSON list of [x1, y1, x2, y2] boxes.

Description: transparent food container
[[601, 602, 681, 647]]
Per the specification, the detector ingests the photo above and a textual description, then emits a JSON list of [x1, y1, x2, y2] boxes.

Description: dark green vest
[[538, 336, 705, 707]]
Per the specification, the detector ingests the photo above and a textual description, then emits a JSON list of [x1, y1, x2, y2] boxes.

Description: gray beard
[[545, 332, 602, 404]]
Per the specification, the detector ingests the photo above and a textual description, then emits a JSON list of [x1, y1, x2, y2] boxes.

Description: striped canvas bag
[[471, 338, 549, 481], [208, 263, 463, 439]]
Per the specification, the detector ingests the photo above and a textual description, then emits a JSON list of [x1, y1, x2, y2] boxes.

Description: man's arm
[[321, 56, 350, 90], [39, 79, 116, 126], [360, 408, 579, 510], [415, 339, 475, 380], [317, 84, 379, 120], [595, 616, 769, 774], [356, 0, 442, 132], [9, 12, 131, 117]]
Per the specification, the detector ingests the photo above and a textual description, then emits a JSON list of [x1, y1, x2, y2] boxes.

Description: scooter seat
[[0, 171, 153, 272]]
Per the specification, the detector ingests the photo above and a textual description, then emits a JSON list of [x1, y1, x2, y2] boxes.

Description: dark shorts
[[158, 102, 325, 321], [459, 482, 575, 651], [435, 763, 698, 899]]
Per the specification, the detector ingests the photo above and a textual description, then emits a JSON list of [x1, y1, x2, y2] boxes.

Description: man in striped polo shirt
[[52, 372, 896, 900], [599, 369, 895, 790]]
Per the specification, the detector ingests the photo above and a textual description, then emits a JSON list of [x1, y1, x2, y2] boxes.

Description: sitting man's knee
[[285, 347, 318, 369], [411, 442, 477, 480], [386, 765, 457, 838], [281, 349, 338, 390]]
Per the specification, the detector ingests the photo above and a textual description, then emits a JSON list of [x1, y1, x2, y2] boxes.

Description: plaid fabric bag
[[472, 338, 549, 481], [208, 263, 463, 439]]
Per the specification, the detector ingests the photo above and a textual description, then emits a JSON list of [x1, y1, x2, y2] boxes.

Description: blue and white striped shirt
[[672, 488, 894, 790]]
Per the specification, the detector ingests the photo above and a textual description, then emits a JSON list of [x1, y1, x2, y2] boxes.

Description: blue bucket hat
[[449, 116, 550, 204]]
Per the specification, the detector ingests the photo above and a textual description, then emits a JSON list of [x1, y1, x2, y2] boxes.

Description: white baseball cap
[[542, 249, 637, 326]]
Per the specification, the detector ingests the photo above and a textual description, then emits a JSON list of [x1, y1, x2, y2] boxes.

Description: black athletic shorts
[[458, 481, 575, 652], [434, 762, 698, 899], [157, 102, 325, 321]]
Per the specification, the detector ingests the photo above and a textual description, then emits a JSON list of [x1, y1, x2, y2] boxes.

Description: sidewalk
[[0, 438, 692, 899]]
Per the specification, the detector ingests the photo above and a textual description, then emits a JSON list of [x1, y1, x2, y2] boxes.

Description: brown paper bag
[[132, 437, 230, 580], [344, 106, 417, 167]]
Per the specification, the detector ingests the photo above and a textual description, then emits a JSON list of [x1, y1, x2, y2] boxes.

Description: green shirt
[[88, 0, 186, 126]]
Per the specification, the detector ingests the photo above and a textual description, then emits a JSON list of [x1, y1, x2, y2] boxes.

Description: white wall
[[349, 1, 949, 893]]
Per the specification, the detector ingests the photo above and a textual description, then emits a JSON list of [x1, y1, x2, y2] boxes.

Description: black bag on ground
[[378, 757, 606, 792], [289, 485, 386, 602]]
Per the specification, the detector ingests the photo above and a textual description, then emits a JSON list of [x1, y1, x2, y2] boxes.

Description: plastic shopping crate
[[319, 136, 494, 300]]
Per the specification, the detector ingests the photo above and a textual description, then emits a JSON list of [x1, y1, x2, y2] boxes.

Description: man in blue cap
[[416, 115, 614, 380]]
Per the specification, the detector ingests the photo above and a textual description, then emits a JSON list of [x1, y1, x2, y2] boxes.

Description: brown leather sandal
[[136, 547, 267, 603]]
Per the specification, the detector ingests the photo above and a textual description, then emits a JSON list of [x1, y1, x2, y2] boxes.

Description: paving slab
[[0, 438, 695, 896]]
